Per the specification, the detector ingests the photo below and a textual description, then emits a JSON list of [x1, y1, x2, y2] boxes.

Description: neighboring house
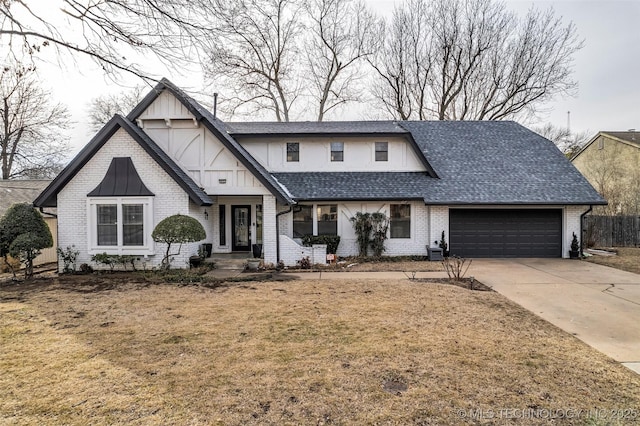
[[571, 131, 640, 216], [34, 79, 605, 270], [0, 180, 58, 266]]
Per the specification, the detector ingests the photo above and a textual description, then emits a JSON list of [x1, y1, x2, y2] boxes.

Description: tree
[[304, 0, 376, 121], [369, 0, 582, 121], [151, 214, 206, 269], [0, 203, 53, 278], [204, 0, 304, 122], [88, 86, 146, 132], [534, 123, 590, 158], [0, 63, 70, 179], [0, 0, 219, 80]]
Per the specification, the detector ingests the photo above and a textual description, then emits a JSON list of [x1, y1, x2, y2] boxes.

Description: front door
[[232, 205, 251, 251]]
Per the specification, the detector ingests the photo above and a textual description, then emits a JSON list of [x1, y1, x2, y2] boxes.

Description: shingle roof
[[602, 131, 640, 146], [273, 121, 606, 205], [34, 115, 212, 208], [401, 121, 605, 204], [0, 180, 52, 216], [128, 79, 294, 204], [226, 121, 407, 136]]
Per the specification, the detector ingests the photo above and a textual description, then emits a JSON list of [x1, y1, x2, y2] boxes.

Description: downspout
[[275, 205, 293, 263], [38, 207, 57, 218], [579, 205, 593, 257]]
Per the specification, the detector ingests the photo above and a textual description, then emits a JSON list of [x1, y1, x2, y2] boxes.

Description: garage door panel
[[450, 209, 562, 258]]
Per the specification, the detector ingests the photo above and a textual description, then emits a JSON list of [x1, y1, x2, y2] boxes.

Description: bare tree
[[0, 0, 220, 80], [369, 0, 582, 121], [88, 86, 146, 132], [534, 123, 590, 158], [0, 63, 70, 179], [204, 0, 303, 122], [304, 0, 376, 121], [368, 0, 431, 120]]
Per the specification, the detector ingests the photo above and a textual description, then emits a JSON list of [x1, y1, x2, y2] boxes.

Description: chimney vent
[[213, 93, 218, 119]]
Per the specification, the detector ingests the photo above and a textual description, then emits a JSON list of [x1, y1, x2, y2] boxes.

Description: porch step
[[209, 257, 248, 270]]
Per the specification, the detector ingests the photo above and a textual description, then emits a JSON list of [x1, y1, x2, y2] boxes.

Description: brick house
[[34, 79, 605, 270]]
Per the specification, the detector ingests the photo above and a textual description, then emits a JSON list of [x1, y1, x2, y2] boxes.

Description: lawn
[[1, 274, 640, 425], [587, 247, 640, 275]]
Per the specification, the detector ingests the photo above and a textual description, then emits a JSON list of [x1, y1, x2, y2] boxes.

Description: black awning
[[88, 157, 154, 197]]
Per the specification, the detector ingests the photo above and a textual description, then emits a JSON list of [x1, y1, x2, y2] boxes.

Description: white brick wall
[[429, 206, 449, 249], [262, 195, 278, 265], [280, 201, 431, 258], [565, 205, 588, 258], [279, 235, 326, 266], [58, 128, 195, 271]]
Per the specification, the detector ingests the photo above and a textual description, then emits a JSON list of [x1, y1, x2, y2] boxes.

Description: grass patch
[[586, 247, 640, 274], [1, 276, 639, 424]]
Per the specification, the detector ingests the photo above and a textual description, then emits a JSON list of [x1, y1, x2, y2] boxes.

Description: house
[[571, 131, 640, 215], [34, 79, 605, 270], [0, 180, 58, 267]]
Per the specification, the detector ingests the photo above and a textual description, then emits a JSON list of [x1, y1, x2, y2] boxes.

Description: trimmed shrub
[[152, 214, 206, 269]]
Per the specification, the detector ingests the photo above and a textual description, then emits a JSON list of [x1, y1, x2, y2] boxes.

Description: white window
[[88, 197, 154, 255]]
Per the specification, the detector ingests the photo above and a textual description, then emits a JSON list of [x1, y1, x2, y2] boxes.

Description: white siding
[[239, 136, 426, 173]]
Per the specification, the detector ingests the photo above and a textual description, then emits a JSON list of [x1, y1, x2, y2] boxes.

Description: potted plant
[[189, 246, 205, 268], [246, 258, 261, 271], [569, 232, 580, 259], [437, 231, 449, 257]]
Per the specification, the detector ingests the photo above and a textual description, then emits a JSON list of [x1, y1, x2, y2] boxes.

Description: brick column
[[262, 195, 277, 265]]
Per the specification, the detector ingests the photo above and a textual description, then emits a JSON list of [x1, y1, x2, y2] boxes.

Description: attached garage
[[449, 209, 562, 258]]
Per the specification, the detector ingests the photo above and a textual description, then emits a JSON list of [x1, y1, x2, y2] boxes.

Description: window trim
[[375, 141, 388, 162], [287, 142, 300, 162], [293, 203, 339, 237], [87, 197, 155, 255]]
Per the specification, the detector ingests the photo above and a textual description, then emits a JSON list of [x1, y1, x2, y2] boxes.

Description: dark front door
[[232, 205, 251, 251], [449, 209, 562, 258]]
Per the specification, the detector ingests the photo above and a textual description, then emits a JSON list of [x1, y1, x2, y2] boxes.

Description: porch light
[[204, 210, 209, 220]]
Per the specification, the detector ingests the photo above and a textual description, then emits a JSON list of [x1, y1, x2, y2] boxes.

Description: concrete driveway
[[469, 258, 640, 373]]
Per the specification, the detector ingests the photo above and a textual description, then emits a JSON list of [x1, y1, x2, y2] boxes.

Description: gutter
[[579, 205, 593, 257], [275, 205, 294, 263]]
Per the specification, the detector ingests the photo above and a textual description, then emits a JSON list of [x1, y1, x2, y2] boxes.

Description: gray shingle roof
[[601, 131, 640, 147], [226, 121, 407, 136], [273, 121, 606, 205]]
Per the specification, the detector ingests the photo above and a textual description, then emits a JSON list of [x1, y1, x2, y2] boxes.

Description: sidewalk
[[205, 269, 449, 280]]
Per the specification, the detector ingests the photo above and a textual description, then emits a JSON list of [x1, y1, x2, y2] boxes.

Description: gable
[[139, 118, 273, 195], [127, 79, 294, 204], [34, 116, 212, 208]]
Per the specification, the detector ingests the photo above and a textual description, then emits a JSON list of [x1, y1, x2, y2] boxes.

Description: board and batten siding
[[239, 136, 426, 173], [280, 201, 430, 259], [138, 91, 271, 197]]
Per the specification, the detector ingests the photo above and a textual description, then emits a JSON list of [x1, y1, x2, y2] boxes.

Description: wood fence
[[584, 215, 640, 247]]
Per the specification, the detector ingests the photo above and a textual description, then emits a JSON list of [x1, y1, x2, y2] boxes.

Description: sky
[[21, 0, 640, 156]]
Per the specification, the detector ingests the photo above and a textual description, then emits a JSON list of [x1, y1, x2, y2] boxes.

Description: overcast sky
[[31, 0, 640, 155]]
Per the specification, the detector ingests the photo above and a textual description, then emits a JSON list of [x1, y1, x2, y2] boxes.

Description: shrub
[[91, 253, 139, 272], [297, 256, 311, 269], [571, 232, 580, 252], [57, 245, 80, 273], [151, 214, 206, 269], [0, 203, 53, 278], [301, 235, 341, 254], [350, 212, 372, 257]]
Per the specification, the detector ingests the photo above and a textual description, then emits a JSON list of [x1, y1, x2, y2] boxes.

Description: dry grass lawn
[[2, 274, 640, 425], [587, 247, 640, 275]]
